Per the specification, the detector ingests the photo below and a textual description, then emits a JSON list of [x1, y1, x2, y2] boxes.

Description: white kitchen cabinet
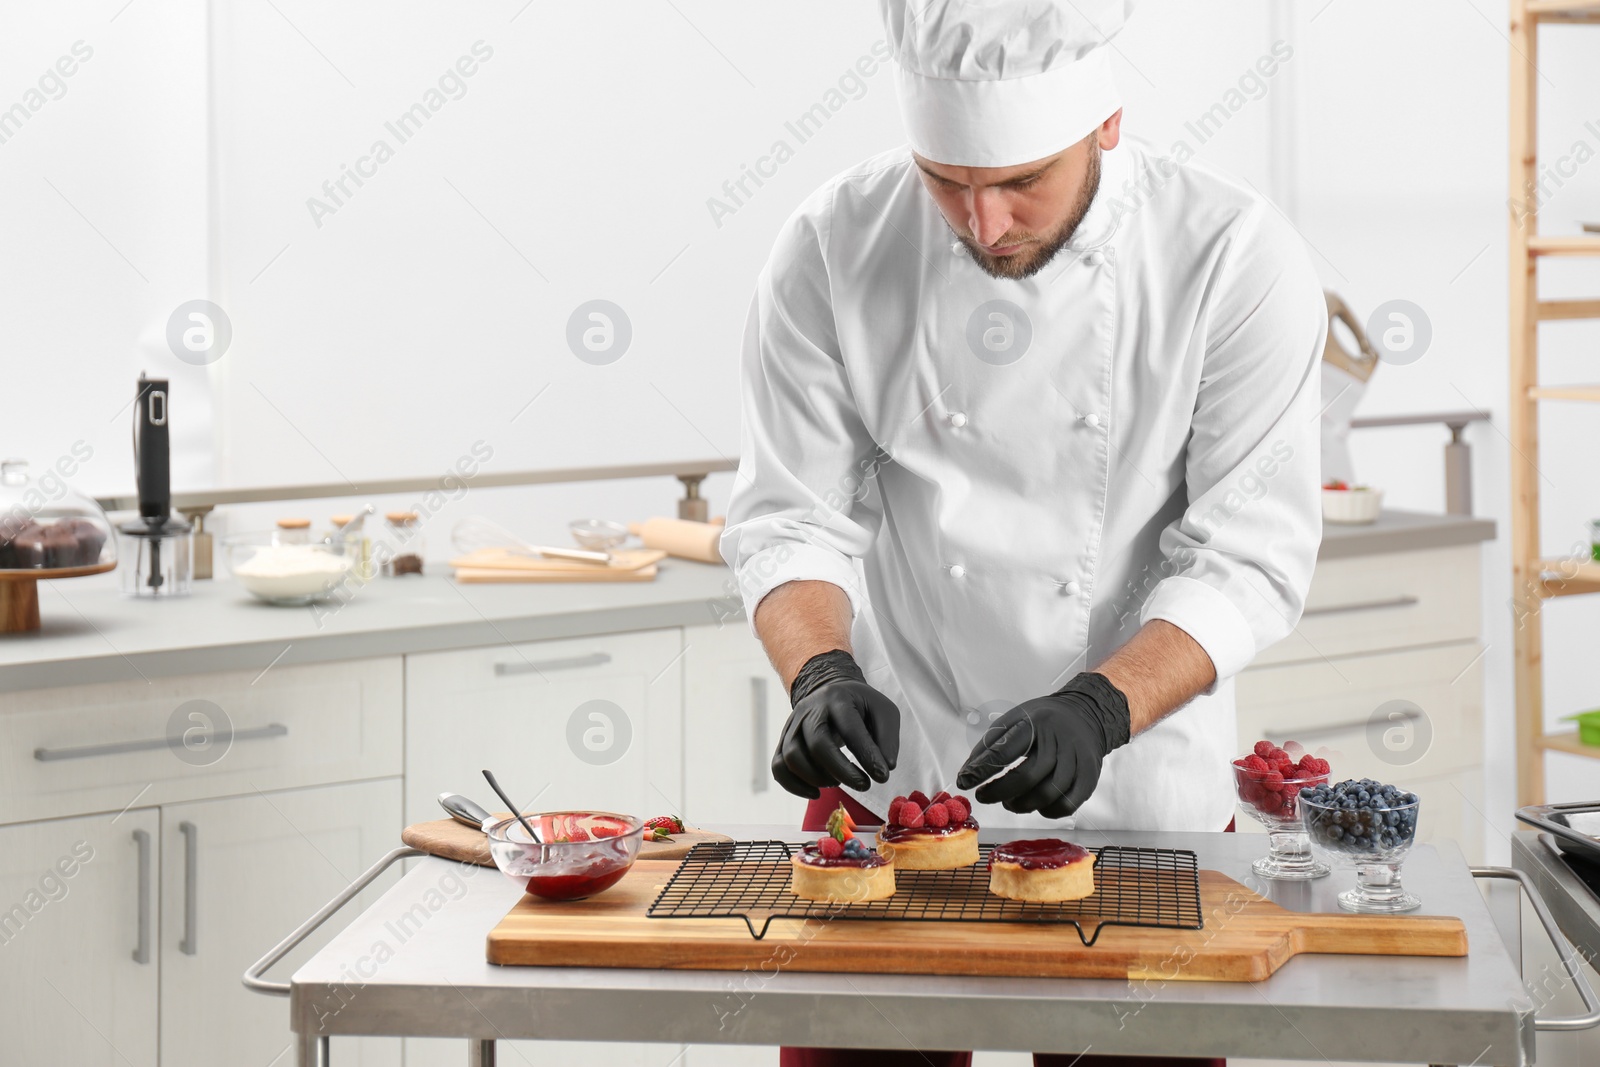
[[159, 779, 403, 1067], [0, 657, 403, 826], [0, 809, 160, 1067], [404, 631, 686, 827], [682, 622, 807, 827]]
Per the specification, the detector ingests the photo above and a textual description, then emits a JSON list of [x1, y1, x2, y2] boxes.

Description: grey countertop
[[280, 826, 1533, 1063], [0, 508, 1494, 693]]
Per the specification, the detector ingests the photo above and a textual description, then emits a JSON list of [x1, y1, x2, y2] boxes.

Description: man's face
[[913, 112, 1121, 280]]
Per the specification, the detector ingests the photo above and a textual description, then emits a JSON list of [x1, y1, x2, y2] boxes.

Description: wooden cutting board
[[400, 818, 732, 865], [454, 564, 659, 583], [485, 861, 1468, 981], [450, 548, 666, 572]]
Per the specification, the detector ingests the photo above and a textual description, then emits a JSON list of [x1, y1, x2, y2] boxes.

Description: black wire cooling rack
[[646, 840, 1202, 944]]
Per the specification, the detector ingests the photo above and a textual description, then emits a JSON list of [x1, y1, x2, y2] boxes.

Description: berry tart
[[876, 791, 980, 870], [789, 804, 896, 903], [987, 839, 1097, 902]]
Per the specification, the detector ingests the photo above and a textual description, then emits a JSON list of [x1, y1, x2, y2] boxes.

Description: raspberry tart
[[988, 838, 1097, 902], [875, 791, 980, 870], [789, 804, 896, 903]]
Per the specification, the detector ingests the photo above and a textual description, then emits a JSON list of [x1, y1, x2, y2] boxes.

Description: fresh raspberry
[[924, 802, 951, 828], [1253, 740, 1276, 758], [1262, 771, 1285, 792], [1272, 758, 1295, 777], [931, 790, 951, 805], [818, 835, 843, 859], [1282, 740, 1305, 759], [907, 790, 932, 809], [1314, 757, 1331, 775], [898, 803, 925, 828], [1267, 746, 1288, 762], [945, 796, 971, 822], [1243, 754, 1269, 772], [887, 798, 905, 825]]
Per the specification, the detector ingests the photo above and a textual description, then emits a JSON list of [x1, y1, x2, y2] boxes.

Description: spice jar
[[274, 518, 312, 546], [382, 511, 425, 577]]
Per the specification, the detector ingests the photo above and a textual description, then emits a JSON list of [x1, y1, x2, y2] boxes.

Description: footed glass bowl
[[1301, 789, 1421, 913], [1233, 760, 1331, 880], [485, 811, 644, 901]]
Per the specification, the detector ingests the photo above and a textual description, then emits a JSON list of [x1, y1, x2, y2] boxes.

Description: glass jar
[[274, 517, 312, 545], [329, 513, 374, 581], [382, 511, 425, 577]]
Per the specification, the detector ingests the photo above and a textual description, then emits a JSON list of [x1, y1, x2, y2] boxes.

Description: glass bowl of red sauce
[[484, 811, 644, 901]]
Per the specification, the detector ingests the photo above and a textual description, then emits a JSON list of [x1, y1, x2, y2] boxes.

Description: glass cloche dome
[[0, 457, 117, 571]]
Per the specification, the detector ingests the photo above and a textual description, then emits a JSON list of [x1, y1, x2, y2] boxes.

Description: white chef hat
[[880, 0, 1134, 167]]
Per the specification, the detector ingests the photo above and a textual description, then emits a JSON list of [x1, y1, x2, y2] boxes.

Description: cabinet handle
[[494, 652, 611, 676], [751, 677, 769, 795], [1268, 705, 1424, 742], [34, 722, 289, 763], [132, 829, 151, 965], [179, 821, 198, 956], [1301, 594, 1419, 617]]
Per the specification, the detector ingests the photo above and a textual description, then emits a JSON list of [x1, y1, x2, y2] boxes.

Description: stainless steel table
[[1512, 831, 1600, 966], [248, 827, 1598, 1066]]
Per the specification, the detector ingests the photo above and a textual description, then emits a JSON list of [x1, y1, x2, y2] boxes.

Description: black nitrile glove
[[771, 649, 900, 799], [955, 671, 1131, 818]]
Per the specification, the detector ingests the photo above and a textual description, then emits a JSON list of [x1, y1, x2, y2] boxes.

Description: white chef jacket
[[721, 136, 1326, 832]]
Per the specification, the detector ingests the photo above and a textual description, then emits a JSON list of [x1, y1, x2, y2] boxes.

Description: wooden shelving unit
[[1509, 2, 1600, 805]]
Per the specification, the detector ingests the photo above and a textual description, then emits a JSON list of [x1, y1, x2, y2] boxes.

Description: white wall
[[2, 1, 1595, 830]]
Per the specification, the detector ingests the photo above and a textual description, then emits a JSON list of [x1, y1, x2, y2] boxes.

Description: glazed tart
[[788, 803, 896, 903], [875, 791, 979, 870], [987, 839, 1096, 902]]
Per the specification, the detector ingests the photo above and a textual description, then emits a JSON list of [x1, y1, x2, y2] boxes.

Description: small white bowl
[[1322, 487, 1382, 525]]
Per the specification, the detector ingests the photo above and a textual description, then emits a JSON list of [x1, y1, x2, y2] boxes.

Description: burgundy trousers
[[783, 788, 1232, 1067]]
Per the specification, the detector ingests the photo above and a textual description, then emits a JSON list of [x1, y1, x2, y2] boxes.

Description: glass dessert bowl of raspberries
[[1232, 740, 1332, 880], [1300, 779, 1422, 913]]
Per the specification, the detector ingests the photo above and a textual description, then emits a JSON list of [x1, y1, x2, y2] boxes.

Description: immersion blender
[[119, 374, 193, 597]]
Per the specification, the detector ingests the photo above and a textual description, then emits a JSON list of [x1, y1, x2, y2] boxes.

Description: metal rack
[[1507, 2, 1600, 805], [646, 840, 1203, 944]]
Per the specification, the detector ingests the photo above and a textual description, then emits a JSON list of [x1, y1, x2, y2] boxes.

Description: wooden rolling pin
[[629, 516, 725, 564]]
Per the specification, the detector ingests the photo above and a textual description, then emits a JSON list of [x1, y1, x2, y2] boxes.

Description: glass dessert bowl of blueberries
[[1300, 778, 1422, 913]]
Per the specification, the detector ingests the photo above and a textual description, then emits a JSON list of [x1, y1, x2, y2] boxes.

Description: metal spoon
[[437, 792, 493, 831], [481, 769, 541, 843]]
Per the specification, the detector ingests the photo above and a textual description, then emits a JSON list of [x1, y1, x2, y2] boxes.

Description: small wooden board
[[485, 861, 1468, 982], [400, 819, 731, 866], [450, 547, 665, 572]]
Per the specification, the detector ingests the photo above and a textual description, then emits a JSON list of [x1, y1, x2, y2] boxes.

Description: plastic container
[[1562, 708, 1600, 747], [381, 511, 425, 577], [118, 516, 193, 598], [484, 811, 644, 901]]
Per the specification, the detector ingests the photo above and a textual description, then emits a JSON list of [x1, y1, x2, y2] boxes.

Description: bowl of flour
[[227, 539, 354, 605]]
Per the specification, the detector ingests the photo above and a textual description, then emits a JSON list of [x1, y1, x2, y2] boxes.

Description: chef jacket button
[[1061, 579, 1082, 596], [1083, 249, 1104, 267], [948, 564, 966, 579], [1083, 413, 1101, 429], [948, 412, 968, 428], [950, 240, 964, 255]]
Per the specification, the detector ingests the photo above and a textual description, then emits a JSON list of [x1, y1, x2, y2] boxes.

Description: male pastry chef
[[722, 1, 1322, 1059]]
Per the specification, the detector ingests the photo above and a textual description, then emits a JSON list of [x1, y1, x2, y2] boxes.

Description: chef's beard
[[952, 142, 1102, 281]]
